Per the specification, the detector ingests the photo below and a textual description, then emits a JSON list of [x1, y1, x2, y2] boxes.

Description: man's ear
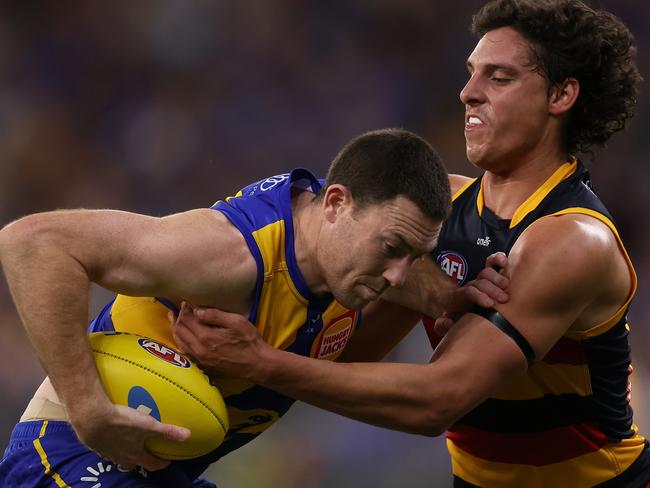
[[322, 184, 353, 223], [549, 77, 579, 116]]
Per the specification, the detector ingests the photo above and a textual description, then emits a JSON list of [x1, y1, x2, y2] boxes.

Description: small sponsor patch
[[437, 251, 468, 284], [315, 311, 355, 359], [259, 173, 289, 191], [137, 338, 190, 368]]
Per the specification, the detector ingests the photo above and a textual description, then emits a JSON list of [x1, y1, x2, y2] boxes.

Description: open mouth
[[466, 115, 484, 130]]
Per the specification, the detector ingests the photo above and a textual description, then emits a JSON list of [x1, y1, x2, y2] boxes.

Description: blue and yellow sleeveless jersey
[[432, 159, 649, 487], [89, 168, 361, 478]]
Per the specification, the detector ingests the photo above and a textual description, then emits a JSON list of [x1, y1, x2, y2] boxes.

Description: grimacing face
[[319, 195, 441, 311], [460, 27, 556, 172]]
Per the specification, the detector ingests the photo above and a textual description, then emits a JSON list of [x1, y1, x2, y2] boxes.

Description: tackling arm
[[174, 213, 628, 435]]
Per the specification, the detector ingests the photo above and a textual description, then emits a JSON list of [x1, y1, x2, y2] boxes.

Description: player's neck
[[482, 148, 569, 220], [291, 191, 329, 296]]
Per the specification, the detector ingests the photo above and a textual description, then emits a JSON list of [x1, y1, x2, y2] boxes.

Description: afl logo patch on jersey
[[437, 251, 468, 284], [137, 338, 191, 368]]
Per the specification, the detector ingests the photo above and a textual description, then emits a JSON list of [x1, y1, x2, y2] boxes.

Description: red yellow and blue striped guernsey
[[430, 158, 649, 487]]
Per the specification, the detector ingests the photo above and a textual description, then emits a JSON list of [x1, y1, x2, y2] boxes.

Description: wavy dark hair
[[472, 0, 642, 155]]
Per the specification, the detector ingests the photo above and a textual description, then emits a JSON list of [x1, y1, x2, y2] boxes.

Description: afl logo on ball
[[437, 251, 468, 285], [138, 338, 191, 368]]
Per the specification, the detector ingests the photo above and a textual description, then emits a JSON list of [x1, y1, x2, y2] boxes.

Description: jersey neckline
[[477, 157, 579, 229]]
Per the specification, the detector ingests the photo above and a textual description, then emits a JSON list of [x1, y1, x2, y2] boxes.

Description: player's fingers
[[135, 450, 170, 472], [149, 422, 191, 443], [434, 317, 455, 336], [485, 251, 507, 271], [194, 306, 239, 327], [461, 284, 496, 308], [171, 317, 203, 357], [475, 266, 509, 290], [178, 301, 196, 324], [471, 278, 509, 304]]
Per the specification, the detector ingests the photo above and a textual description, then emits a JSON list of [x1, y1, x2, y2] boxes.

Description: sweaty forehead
[[379, 197, 441, 251], [469, 26, 534, 70]]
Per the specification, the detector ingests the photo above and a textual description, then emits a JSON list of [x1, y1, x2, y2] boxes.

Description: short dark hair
[[472, 0, 642, 155], [322, 128, 451, 222]]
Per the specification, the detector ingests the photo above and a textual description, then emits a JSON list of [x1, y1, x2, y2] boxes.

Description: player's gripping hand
[[69, 399, 190, 471], [172, 302, 268, 381], [436, 252, 509, 335]]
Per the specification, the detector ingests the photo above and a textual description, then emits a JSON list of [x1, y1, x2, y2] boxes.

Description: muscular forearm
[[382, 257, 455, 317], [252, 347, 453, 436], [0, 216, 109, 419], [176, 307, 527, 437]]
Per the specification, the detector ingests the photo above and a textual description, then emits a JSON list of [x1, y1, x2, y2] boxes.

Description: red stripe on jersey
[[543, 336, 587, 365], [422, 316, 443, 349], [447, 422, 609, 465]]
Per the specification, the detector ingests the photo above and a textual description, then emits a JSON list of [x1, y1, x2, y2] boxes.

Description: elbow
[[417, 413, 454, 438], [406, 401, 457, 438], [0, 218, 28, 259], [414, 423, 446, 438], [0, 214, 62, 261]]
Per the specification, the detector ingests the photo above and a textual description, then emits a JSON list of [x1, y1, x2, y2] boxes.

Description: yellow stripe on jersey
[[448, 430, 646, 488], [220, 190, 244, 207], [252, 219, 308, 347], [491, 361, 592, 400], [509, 158, 578, 227], [33, 421, 71, 488], [111, 295, 178, 348], [475, 158, 578, 227], [452, 177, 477, 202]]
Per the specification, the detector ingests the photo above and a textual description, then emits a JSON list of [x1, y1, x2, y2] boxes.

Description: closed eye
[[383, 242, 407, 258]]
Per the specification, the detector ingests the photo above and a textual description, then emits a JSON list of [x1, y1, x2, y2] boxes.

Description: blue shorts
[[0, 421, 216, 488]]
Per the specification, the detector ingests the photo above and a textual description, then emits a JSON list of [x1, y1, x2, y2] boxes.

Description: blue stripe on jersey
[[212, 168, 325, 324], [210, 201, 265, 324], [88, 298, 116, 332]]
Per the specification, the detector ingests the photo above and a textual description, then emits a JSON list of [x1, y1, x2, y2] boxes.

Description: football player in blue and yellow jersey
[[174, 1, 649, 487], [0, 128, 473, 487]]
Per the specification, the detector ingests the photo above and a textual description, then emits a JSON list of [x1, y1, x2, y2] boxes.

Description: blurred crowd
[[0, 1, 648, 486]]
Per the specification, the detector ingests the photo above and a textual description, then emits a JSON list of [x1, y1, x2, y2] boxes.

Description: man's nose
[[460, 73, 485, 106], [382, 257, 411, 287]]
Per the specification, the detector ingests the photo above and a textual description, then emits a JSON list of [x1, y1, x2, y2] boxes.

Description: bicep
[[74, 209, 256, 306], [492, 216, 616, 360]]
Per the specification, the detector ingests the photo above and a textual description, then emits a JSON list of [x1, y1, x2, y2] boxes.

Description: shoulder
[[512, 213, 619, 269], [503, 212, 630, 336], [448, 174, 475, 197]]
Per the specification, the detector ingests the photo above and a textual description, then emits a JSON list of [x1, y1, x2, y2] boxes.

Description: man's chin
[[336, 295, 371, 311]]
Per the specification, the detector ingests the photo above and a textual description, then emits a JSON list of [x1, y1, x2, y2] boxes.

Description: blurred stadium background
[[0, 1, 648, 487]]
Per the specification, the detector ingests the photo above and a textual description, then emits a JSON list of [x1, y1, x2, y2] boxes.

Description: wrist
[[58, 378, 112, 424], [248, 345, 289, 386]]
